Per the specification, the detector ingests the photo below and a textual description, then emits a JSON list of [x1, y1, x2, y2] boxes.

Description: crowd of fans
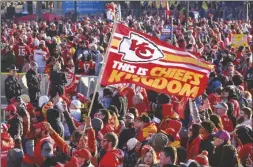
[[1, 8, 253, 167]]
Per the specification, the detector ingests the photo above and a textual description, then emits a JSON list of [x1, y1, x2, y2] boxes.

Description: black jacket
[[50, 70, 67, 86], [199, 134, 215, 166], [26, 69, 40, 92], [118, 127, 136, 149], [89, 93, 104, 118], [47, 29, 57, 38], [40, 156, 58, 167], [50, 70, 67, 97], [7, 114, 23, 139], [123, 149, 138, 167], [62, 109, 77, 135], [111, 93, 127, 119], [162, 165, 179, 167], [47, 43, 61, 55], [212, 144, 226, 167], [46, 108, 64, 138], [5, 75, 22, 101]]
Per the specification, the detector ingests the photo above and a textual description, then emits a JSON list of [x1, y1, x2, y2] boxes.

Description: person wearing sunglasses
[[99, 132, 124, 167]]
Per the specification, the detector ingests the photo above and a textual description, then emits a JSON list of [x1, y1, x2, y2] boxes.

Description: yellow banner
[[231, 34, 248, 48]]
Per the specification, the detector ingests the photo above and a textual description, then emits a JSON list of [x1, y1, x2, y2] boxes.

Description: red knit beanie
[[194, 151, 209, 166]]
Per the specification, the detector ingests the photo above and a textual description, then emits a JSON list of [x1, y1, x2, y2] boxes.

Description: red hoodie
[[99, 149, 124, 167], [100, 123, 115, 136], [238, 143, 253, 166]]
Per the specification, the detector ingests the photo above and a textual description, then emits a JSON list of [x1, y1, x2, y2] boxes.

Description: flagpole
[[171, 16, 173, 45], [80, 19, 118, 138], [87, 21, 118, 117]]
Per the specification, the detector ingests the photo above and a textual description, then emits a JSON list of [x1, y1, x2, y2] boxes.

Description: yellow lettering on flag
[[100, 23, 212, 99]]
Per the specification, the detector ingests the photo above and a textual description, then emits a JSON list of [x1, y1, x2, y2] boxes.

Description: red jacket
[[220, 115, 234, 132], [99, 149, 124, 167], [234, 50, 243, 66], [208, 93, 221, 111], [100, 123, 115, 136], [186, 135, 202, 160], [238, 143, 253, 166], [229, 99, 240, 118], [26, 103, 34, 117]]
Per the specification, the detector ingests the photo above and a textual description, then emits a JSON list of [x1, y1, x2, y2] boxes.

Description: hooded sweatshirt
[[99, 149, 124, 167]]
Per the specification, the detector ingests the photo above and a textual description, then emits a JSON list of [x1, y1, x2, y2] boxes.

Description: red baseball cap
[[161, 128, 176, 139], [73, 148, 92, 160], [10, 96, 22, 104], [5, 105, 17, 113], [141, 144, 153, 156], [77, 93, 86, 103]]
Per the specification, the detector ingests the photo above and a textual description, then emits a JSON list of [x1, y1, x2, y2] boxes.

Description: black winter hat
[[157, 94, 171, 104], [138, 114, 151, 123], [7, 64, 19, 71], [91, 118, 104, 131]]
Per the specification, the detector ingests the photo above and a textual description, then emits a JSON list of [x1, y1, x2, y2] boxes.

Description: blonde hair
[[111, 112, 119, 129], [137, 147, 158, 166]]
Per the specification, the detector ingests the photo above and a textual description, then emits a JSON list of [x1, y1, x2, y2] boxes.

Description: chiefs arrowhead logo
[[119, 32, 165, 63]]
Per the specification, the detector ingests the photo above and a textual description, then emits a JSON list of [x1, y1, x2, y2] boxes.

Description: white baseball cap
[[125, 113, 134, 120], [213, 102, 228, 110], [39, 96, 49, 108], [71, 100, 82, 109], [127, 138, 138, 151]]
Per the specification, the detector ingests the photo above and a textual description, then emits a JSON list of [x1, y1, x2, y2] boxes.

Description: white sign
[[34, 50, 47, 67]]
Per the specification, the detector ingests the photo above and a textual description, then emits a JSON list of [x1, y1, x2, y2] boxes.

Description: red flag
[[100, 24, 213, 98]]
